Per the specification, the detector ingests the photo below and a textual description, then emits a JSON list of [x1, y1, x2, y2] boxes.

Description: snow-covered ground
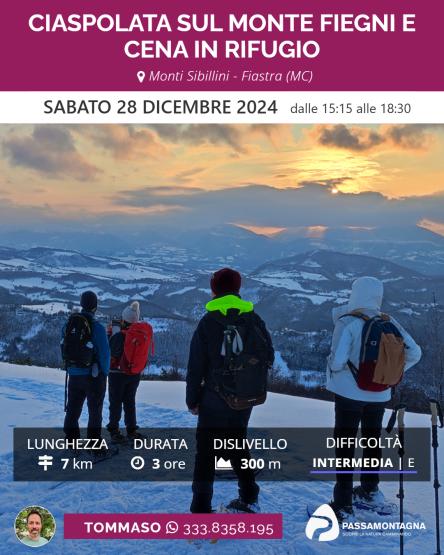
[[22, 302, 70, 315], [147, 319, 172, 333], [0, 362, 442, 554]]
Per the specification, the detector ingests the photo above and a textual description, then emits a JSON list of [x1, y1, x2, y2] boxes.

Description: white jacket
[[326, 276, 422, 402]]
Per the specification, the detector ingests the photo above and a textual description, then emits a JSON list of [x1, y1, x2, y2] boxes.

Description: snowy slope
[[0, 362, 442, 554]]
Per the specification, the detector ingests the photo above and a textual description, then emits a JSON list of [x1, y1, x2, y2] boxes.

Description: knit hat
[[122, 301, 140, 324], [80, 290, 98, 312], [210, 268, 242, 296]]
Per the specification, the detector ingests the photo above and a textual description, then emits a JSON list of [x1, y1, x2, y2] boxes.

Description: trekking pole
[[387, 404, 407, 555], [397, 405, 406, 555], [64, 361, 68, 413], [429, 398, 444, 555], [385, 403, 407, 554]]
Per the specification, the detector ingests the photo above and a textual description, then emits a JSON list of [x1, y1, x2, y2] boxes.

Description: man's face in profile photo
[[27, 513, 42, 541]]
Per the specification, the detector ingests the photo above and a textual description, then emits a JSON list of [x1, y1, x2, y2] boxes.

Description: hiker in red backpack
[[106, 301, 154, 443], [326, 276, 421, 522]]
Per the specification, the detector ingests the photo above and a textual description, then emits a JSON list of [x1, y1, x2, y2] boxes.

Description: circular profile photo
[[15, 506, 56, 548]]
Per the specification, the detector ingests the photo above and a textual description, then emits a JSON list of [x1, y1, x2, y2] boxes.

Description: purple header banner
[[0, 1, 442, 91]]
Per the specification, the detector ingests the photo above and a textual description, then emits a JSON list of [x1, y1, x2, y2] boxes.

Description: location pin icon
[[137, 71, 145, 83]]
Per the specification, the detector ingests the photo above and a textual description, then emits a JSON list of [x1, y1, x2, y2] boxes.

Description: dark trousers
[[63, 374, 106, 440], [333, 394, 386, 509], [107, 373, 141, 434], [191, 389, 259, 513]]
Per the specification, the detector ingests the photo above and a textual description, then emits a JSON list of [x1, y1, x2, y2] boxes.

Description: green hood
[[205, 294, 254, 316]]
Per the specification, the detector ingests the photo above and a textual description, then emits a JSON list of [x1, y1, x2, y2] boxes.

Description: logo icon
[[214, 457, 233, 470], [165, 521, 179, 534], [305, 504, 340, 542], [38, 455, 53, 471]]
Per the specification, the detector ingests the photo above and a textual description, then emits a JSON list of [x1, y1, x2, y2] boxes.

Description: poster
[[0, 2, 443, 553]]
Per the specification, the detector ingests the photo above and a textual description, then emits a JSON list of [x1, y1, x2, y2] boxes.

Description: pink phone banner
[[64, 513, 283, 540], [0, 1, 442, 91]]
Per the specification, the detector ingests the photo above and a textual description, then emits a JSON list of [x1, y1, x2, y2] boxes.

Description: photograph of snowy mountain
[[1, 122, 443, 406], [0, 124, 443, 553]]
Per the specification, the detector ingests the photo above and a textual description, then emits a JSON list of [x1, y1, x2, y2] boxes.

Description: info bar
[[0, 92, 443, 124]]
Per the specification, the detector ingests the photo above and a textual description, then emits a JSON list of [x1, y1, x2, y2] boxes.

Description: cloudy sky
[[0, 124, 443, 235]]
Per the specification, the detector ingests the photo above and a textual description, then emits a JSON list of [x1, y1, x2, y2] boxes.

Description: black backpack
[[211, 312, 271, 410], [61, 313, 94, 368]]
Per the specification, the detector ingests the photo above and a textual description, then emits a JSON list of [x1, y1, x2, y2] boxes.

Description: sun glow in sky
[[0, 124, 443, 231], [232, 224, 287, 237], [418, 219, 444, 237]]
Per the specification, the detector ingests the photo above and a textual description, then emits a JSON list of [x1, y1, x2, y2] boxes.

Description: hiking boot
[[224, 498, 261, 514], [329, 502, 355, 523], [353, 485, 385, 508], [109, 430, 127, 444], [352, 485, 396, 514]]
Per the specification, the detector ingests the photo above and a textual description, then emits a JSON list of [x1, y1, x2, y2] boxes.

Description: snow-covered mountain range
[[2, 221, 444, 275], [0, 245, 441, 315], [0, 245, 442, 404]]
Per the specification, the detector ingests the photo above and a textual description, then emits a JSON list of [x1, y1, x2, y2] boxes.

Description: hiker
[[106, 301, 154, 443], [326, 276, 422, 521], [186, 268, 274, 513], [62, 291, 110, 441]]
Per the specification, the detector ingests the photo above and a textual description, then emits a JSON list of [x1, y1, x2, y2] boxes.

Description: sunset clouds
[[0, 124, 443, 235], [3, 125, 100, 180]]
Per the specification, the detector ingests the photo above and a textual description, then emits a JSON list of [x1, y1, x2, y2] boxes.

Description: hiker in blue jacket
[[62, 291, 110, 440]]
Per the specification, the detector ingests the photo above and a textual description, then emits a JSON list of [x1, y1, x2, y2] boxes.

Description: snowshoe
[[306, 502, 355, 524], [330, 502, 355, 523], [353, 486, 398, 516], [220, 498, 260, 514], [88, 445, 119, 464]]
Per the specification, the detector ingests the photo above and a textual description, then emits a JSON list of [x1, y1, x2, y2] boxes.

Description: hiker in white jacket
[[326, 276, 421, 521]]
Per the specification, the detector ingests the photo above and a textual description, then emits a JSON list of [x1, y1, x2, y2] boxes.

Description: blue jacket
[[63, 311, 110, 377]]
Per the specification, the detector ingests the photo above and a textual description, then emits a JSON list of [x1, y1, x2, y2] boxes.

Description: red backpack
[[120, 322, 154, 375]]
